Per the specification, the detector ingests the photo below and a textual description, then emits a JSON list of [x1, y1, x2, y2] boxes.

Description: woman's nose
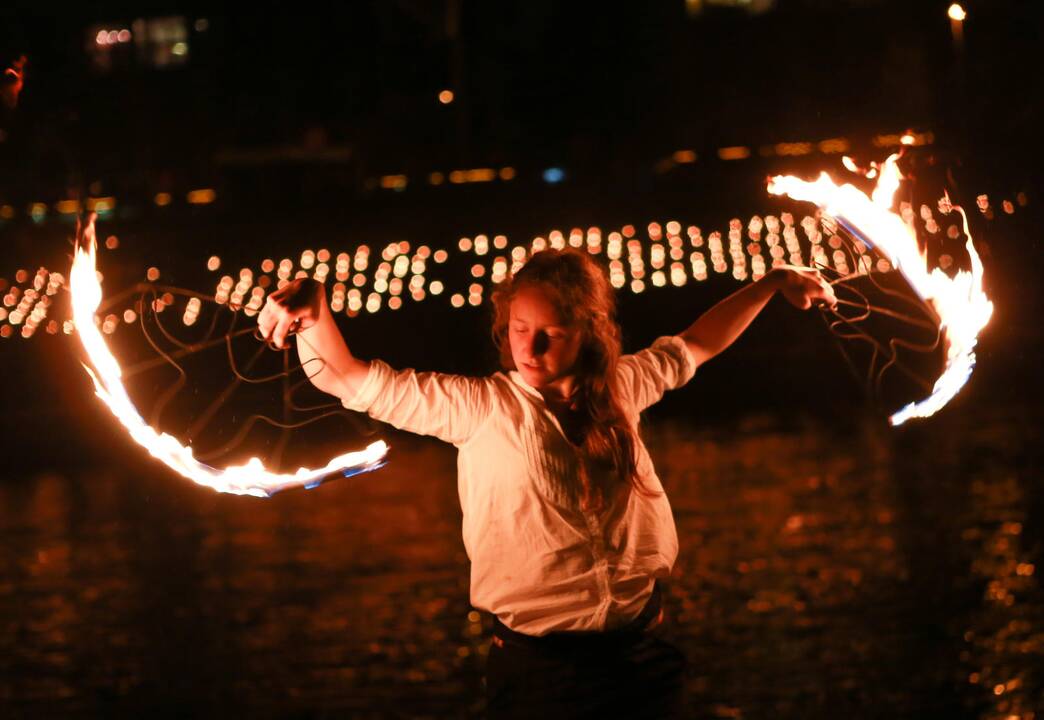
[[531, 332, 550, 356]]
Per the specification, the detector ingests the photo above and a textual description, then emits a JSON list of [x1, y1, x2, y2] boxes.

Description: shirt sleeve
[[615, 335, 698, 413], [340, 359, 494, 446]]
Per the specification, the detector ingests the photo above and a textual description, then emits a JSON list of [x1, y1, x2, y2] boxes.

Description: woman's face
[[508, 285, 583, 392]]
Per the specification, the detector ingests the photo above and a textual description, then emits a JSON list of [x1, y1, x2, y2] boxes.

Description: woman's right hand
[[257, 278, 325, 349]]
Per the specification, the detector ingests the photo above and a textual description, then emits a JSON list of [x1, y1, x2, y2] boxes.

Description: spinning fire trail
[[769, 154, 993, 425], [69, 216, 389, 497]]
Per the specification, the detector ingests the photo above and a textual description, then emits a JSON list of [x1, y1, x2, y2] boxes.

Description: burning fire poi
[[768, 154, 993, 425], [70, 219, 388, 496]]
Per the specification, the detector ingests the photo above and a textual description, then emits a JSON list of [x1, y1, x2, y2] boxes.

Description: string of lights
[[0, 188, 1015, 341]]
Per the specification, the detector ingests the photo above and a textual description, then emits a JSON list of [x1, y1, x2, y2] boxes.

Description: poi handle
[[257, 459, 389, 497]]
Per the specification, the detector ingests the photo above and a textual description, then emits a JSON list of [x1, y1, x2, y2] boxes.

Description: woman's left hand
[[769, 266, 837, 311]]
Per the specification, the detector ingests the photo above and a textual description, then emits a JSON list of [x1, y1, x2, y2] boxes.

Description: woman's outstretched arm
[[258, 277, 492, 446], [680, 266, 836, 368], [257, 278, 369, 399]]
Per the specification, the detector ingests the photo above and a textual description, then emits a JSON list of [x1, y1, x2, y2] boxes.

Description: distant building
[[685, 0, 777, 17], [86, 16, 206, 73]]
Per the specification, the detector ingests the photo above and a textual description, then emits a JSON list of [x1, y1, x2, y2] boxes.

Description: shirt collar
[[508, 370, 544, 400]]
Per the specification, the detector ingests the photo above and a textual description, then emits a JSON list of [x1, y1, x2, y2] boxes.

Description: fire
[[768, 154, 993, 425], [69, 218, 388, 496]]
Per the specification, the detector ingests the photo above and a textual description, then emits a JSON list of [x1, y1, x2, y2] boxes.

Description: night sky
[[3, 1, 1040, 199]]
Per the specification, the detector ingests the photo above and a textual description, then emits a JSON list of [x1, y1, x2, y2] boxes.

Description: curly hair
[[491, 248, 652, 512]]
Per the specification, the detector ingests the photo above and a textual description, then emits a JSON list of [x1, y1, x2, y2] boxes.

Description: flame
[[841, 155, 878, 179], [69, 219, 388, 496], [768, 154, 993, 425]]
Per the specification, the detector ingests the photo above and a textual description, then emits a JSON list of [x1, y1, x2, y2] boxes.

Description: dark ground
[[0, 394, 1041, 718]]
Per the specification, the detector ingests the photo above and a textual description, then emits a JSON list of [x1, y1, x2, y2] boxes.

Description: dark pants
[[484, 592, 687, 719]]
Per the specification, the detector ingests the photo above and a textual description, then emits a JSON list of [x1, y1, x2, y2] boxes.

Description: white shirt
[[342, 335, 697, 635]]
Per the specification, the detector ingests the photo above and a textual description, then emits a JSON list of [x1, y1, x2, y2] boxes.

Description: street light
[[948, 3, 966, 53]]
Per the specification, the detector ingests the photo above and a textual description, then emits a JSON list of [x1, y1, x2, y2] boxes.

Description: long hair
[[491, 248, 650, 511]]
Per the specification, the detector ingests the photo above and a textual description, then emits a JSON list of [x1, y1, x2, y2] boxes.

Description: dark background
[[1, 1, 1040, 204]]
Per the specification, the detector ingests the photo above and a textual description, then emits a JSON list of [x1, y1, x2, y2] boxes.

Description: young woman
[[257, 249, 835, 718]]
